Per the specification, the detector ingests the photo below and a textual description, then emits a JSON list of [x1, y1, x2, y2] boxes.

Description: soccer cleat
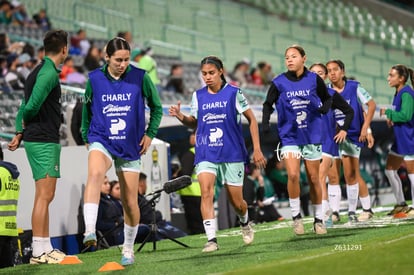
[[348, 212, 358, 224], [313, 219, 327, 235], [387, 204, 409, 216], [292, 214, 304, 235], [358, 209, 374, 222], [121, 248, 135, 266], [83, 232, 97, 247], [331, 211, 340, 223], [202, 241, 219, 252], [241, 222, 254, 245], [30, 253, 48, 264], [47, 249, 66, 263]]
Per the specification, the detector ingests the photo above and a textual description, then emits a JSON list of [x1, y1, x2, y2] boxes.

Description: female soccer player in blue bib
[[169, 55, 266, 252], [81, 37, 162, 265]]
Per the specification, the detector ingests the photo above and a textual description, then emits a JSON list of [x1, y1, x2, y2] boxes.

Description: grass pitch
[[1, 207, 413, 274]]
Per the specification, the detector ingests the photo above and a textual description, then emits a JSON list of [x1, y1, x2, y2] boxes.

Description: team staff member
[[169, 55, 266, 252], [0, 147, 20, 268], [326, 59, 376, 223], [262, 45, 332, 235], [81, 37, 162, 266], [8, 30, 69, 264], [380, 64, 414, 217]]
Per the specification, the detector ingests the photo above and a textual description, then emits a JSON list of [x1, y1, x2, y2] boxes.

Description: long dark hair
[[200, 55, 226, 82], [392, 64, 414, 88]]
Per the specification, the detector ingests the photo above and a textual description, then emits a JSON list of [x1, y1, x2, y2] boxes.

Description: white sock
[[313, 204, 323, 220], [346, 184, 359, 213], [203, 219, 217, 241], [385, 169, 405, 205], [328, 184, 341, 213], [32, 237, 47, 257], [123, 223, 138, 251], [322, 200, 330, 216], [238, 211, 249, 224], [289, 197, 301, 218], [83, 203, 99, 235], [409, 174, 414, 208], [359, 195, 371, 210]]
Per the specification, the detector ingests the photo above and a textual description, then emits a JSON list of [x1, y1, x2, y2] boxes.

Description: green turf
[[1, 210, 413, 274]]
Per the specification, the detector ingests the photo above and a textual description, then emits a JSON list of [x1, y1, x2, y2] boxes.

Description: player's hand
[[253, 150, 267, 169], [8, 134, 22, 151], [139, 135, 152, 155], [334, 130, 347, 144], [169, 101, 181, 118]]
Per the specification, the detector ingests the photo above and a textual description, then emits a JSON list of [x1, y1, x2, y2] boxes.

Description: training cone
[[98, 261, 125, 272], [59, 255, 83, 265], [393, 212, 408, 219]]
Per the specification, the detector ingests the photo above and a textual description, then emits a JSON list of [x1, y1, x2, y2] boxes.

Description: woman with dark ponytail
[[380, 64, 414, 217], [81, 37, 162, 266], [169, 55, 267, 252]]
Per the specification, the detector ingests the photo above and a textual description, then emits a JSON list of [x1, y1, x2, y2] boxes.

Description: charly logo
[[109, 118, 126, 135], [209, 127, 223, 143]]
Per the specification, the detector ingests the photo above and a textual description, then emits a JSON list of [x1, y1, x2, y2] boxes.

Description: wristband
[[367, 128, 372, 134], [15, 131, 23, 135]]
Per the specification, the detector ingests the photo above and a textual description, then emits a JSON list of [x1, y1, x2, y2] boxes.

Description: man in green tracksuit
[[8, 29, 69, 264]]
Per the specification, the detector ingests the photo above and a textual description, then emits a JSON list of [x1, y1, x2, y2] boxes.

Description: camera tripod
[[136, 192, 189, 252]]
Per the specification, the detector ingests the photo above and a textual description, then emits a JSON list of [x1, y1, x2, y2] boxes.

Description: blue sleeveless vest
[[333, 80, 365, 147], [87, 66, 146, 160], [391, 85, 414, 155], [194, 84, 248, 164], [273, 71, 323, 146]]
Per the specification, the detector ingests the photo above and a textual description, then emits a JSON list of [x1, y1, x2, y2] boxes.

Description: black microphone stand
[[136, 192, 189, 253]]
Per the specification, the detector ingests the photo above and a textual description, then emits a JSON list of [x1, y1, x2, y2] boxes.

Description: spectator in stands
[[0, 147, 20, 268], [257, 61, 274, 86], [59, 56, 75, 82], [16, 52, 34, 79], [380, 64, 414, 217], [131, 47, 161, 92], [69, 29, 90, 56], [5, 53, 25, 90], [165, 63, 186, 95], [0, 32, 24, 55], [177, 130, 203, 235], [169, 55, 266, 252], [229, 60, 250, 87], [65, 64, 87, 87], [81, 37, 162, 266], [262, 45, 332, 235], [326, 59, 376, 223], [117, 31, 136, 49], [83, 44, 101, 72], [32, 8, 51, 31], [0, 1, 13, 25], [8, 29, 69, 264], [96, 177, 124, 246], [10, 0, 34, 27]]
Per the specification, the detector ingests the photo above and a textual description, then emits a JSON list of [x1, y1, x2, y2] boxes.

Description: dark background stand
[[136, 192, 189, 252]]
